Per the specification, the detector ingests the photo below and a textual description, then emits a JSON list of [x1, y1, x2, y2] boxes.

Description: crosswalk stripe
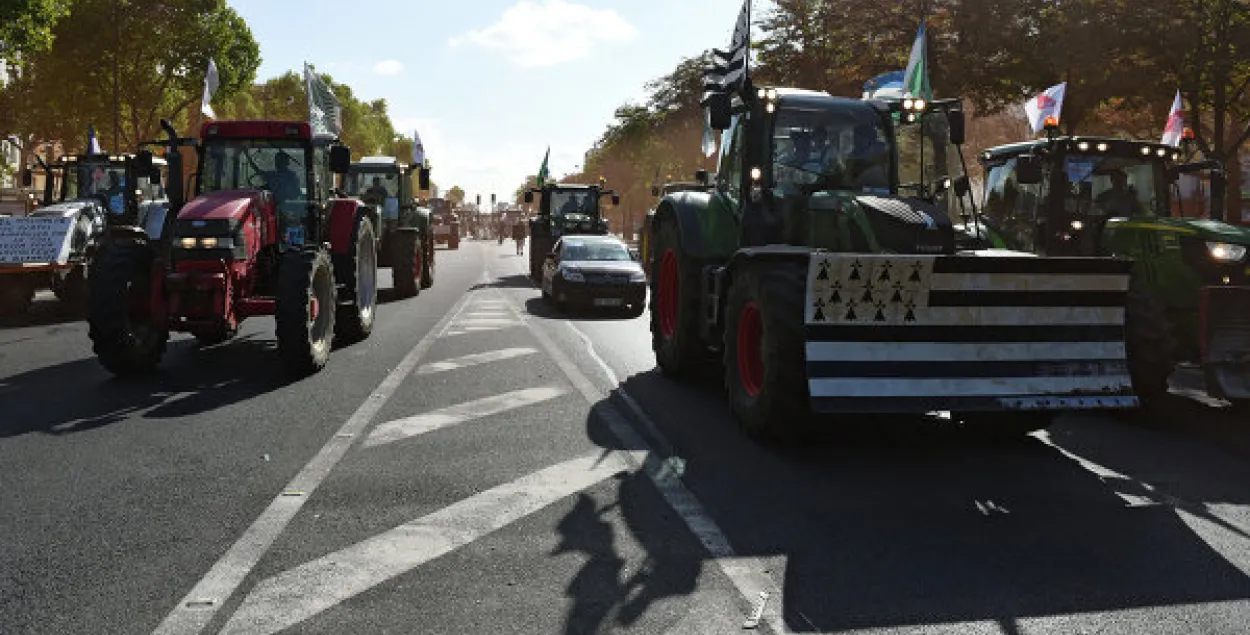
[[216, 451, 644, 635], [363, 386, 567, 447], [415, 348, 539, 375], [453, 318, 518, 326]]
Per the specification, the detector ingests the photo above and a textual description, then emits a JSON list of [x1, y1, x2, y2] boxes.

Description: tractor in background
[[429, 197, 460, 249], [342, 157, 435, 297], [972, 126, 1249, 407], [87, 119, 376, 377], [650, 84, 1139, 441], [523, 181, 620, 281], [0, 151, 167, 315], [640, 173, 714, 281]]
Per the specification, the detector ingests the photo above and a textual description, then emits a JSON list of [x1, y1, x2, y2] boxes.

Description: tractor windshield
[[895, 111, 956, 199], [1059, 154, 1167, 218], [64, 160, 127, 212], [345, 170, 400, 203], [770, 105, 891, 193], [548, 190, 599, 219], [200, 140, 310, 210]]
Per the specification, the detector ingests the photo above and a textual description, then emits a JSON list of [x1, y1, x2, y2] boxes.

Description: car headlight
[[629, 271, 646, 282], [1207, 242, 1247, 262], [562, 268, 584, 282]]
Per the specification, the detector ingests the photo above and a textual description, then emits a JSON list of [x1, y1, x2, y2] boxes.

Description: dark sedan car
[[540, 235, 647, 316]]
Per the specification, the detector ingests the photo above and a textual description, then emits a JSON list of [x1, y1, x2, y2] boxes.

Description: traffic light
[[491, 193, 496, 205], [476, 194, 481, 205]]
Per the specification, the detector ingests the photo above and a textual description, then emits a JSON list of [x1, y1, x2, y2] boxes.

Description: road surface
[[2, 239, 1249, 634]]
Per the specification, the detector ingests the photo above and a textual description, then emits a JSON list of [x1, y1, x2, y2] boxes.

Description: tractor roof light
[[1182, 127, 1196, 141], [766, 88, 778, 100], [1141, 146, 1152, 156], [1077, 141, 1090, 151], [750, 167, 762, 181], [1156, 147, 1168, 157], [1097, 142, 1108, 152]]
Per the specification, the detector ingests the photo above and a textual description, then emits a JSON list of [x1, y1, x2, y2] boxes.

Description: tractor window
[[1060, 156, 1164, 219], [896, 111, 954, 198], [981, 158, 1048, 252], [70, 161, 128, 212], [345, 171, 399, 200], [548, 190, 599, 219], [718, 115, 744, 203], [313, 146, 331, 203], [769, 105, 889, 194], [200, 140, 309, 209]]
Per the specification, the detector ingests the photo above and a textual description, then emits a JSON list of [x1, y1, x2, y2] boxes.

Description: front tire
[[649, 212, 712, 377], [87, 241, 167, 376], [335, 217, 377, 344], [722, 259, 810, 442], [391, 228, 423, 299], [277, 248, 336, 376]]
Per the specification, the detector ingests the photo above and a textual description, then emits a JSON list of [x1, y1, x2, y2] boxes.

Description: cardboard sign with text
[[0, 216, 76, 265]]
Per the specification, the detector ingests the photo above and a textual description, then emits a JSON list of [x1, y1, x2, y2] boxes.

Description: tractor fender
[[715, 246, 818, 333], [328, 200, 377, 255], [654, 191, 711, 260]]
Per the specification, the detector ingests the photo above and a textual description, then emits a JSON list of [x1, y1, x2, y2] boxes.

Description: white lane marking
[[462, 311, 512, 318], [415, 347, 538, 375], [216, 451, 643, 635], [495, 289, 802, 634], [153, 263, 485, 635], [454, 317, 517, 324], [363, 386, 567, 448]]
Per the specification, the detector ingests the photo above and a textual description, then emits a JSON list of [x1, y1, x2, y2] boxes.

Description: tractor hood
[[806, 191, 954, 255], [29, 200, 100, 219], [1169, 217, 1250, 244], [178, 190, 263, 222]]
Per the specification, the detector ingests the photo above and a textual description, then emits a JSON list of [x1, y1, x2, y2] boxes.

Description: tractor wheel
[[87, 241, 167, 376], [1125, 276, 1175, 403], [722, 259, 811, 442], [392, 228, 423, 299], [335, 216, 378, 344], [54, 265, 89, 314], [649, 213, 713, 377], [420, 232, 435, 289], [276, 247, 337, 376], [0, 277, 35, 317]]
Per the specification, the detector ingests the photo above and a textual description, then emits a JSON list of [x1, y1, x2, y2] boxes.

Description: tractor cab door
[[981, 156, 1051, 254]]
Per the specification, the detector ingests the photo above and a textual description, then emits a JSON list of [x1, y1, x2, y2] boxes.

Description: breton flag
[[1161, 90, 1185, 147], [412, 128, 426, 166], [87, 124, 103, 154], [903, 22, 932, 101], [304, 63, 342, 138], [1023, 82, 1067, 133], [700, 0, 751, 106], [201, 58, 220, 119]]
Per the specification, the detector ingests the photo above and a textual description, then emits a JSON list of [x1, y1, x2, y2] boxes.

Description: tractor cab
[[706, 86, 973, 254], [342, 157, 431, 232], [523, 182, 620, 280], [23, 152, 167, 228]]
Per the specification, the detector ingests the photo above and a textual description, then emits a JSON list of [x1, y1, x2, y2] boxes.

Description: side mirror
[[524, 191, 534, 203], [1016, 156, 1043, 185], [611, 194, 620, 206], [150, 171, 163, 186], [20, 169, 32, 187], [947, 110, 966, 146], [134, 149, 156, 176], [329, 145, 352, 174], [629, 248, 640, 261], [952, 175, 971, 197], [708, 94, 731, 131], [418, 167, 431, 191], [695, 169, 710, 184]]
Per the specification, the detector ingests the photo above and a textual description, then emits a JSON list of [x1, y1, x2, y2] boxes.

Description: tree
[[446, 186, 465, 205], [0, 0, 70, 67]]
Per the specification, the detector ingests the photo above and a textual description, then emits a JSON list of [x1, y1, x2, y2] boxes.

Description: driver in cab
[[1094, 169, 1145, 218], [559, 194, 584, 216], [363, 176, 390, 205], [266, 152, 302, 207]]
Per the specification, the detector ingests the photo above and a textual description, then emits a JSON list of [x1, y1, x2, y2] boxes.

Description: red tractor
[[87, 119, 378, 377]]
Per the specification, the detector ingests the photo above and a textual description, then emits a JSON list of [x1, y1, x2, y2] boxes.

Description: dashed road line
[[415, 347, 538, 375], [216, 451, 644, 635], [363, 386, 568, 448]]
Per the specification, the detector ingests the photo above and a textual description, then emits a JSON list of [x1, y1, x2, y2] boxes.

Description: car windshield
[[564, 241, 631, 261], [771, 104, 891, 193], [200, 140, 308, 207], [549, 190, 599, 217], [1060, 155, 1167, 217], [345, 170, 399, 200]]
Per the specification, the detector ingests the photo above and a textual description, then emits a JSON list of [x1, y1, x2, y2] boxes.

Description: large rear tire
[[277, 247, 336, 376], [723, 259, 811, 442], [392, 228, 423, 299], [420, 230, 435, 289], [335, 217, 378, 344], [649, 212, 712, 377], [87, 241, 167, 376], [1125, 275, 1175, 403]]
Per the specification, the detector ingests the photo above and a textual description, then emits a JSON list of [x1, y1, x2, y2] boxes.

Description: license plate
[[594, 298, 623, 307]]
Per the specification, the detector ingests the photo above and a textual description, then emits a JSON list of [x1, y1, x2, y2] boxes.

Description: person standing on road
[[512, 219, 527, 255]]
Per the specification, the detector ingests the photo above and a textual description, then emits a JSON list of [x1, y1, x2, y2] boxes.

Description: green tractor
[[640, 172, 715, 281], [523, 181, 620, 281], [341, 157, 435, 298], [971, 128, 1248, 407], [650, 84, 1140, 441]]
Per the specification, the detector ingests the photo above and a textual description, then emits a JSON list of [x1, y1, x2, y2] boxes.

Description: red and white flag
[[1161, 90, 1185, 147], [1023, 82, 1066, 133]]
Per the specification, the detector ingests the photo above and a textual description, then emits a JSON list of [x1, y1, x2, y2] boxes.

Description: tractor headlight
[[178, 236, 234, 249], [1206, 242, 1247, 262], [179, 237, 197, 249]]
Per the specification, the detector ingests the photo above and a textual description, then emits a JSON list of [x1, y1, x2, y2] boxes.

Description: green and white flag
[[537, 147, 550, 185], [304, 63, 342, 138], [903, 22, 932, 101]]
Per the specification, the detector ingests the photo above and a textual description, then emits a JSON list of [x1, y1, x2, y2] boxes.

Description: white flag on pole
[[1023, 82, 1067, 134], [201, 59, 220, 119], [1161, 90, 1185, 147], [411, 129, 425, 166]]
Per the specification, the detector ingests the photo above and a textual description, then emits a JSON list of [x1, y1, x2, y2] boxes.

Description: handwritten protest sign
[[0, 216, 76, 265]]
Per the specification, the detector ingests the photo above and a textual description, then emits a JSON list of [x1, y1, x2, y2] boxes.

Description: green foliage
[[0, 0, 70, 66], [446, 185, 465, 205]]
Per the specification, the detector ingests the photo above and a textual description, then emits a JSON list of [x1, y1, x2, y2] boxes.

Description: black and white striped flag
[[701, 0, 750, 106]]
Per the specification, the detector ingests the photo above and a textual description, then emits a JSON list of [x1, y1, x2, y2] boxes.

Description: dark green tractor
[[523, 182, 620, 281], [342, 157, 435, 298], [640, 173, 715, 281], [650, 84, 1139, 441], [972, 131, 1247, 406]]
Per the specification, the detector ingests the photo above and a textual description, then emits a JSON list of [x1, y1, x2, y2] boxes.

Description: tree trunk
[[1226, 152, 1245, 223]]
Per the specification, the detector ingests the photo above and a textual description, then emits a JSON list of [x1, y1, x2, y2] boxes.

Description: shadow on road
[[523, 296, 642, 323], [0, 297, 84, 330], [562, 368, 1250, 633], [0, 334, 295, 438]]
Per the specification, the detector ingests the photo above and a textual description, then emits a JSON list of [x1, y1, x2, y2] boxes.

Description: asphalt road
[[2, 239, 1250, 635]]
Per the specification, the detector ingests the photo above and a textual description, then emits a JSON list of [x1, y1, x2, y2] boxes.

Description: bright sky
[[227, 0, 757, 201]]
